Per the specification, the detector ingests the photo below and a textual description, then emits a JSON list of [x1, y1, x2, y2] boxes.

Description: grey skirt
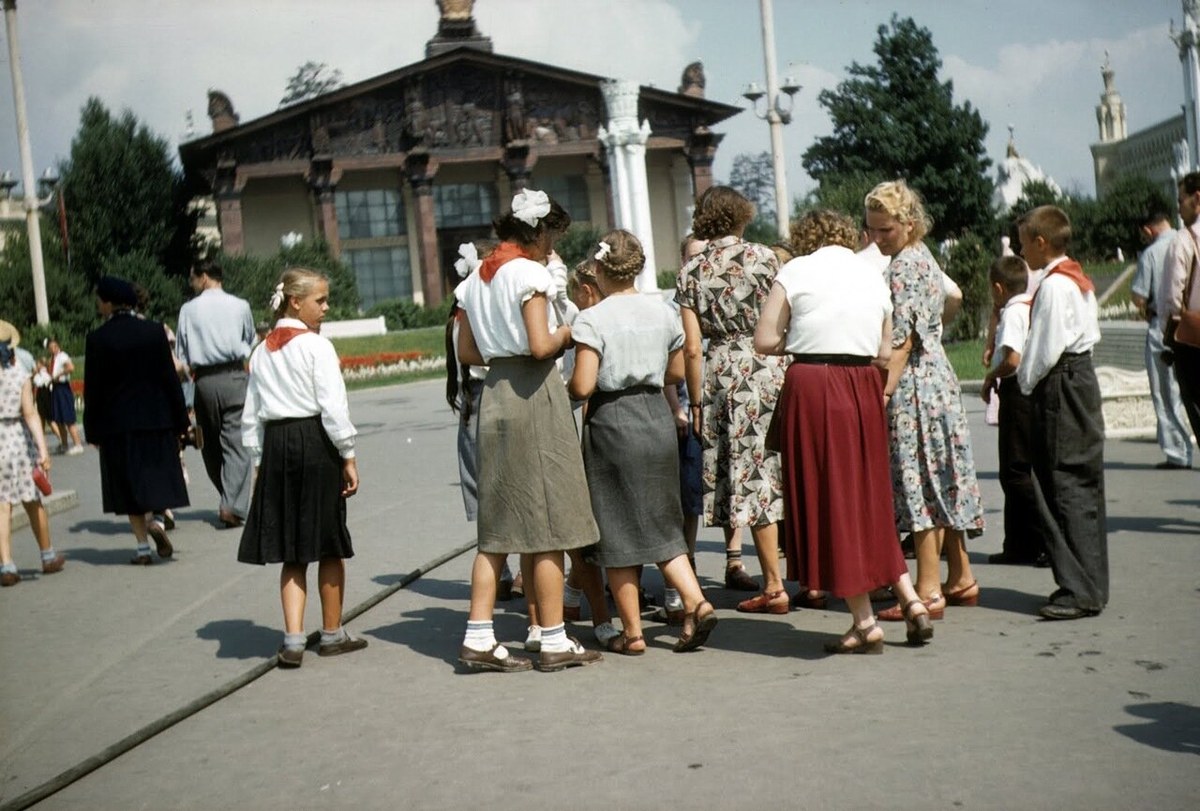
[[582, 385, 686, 568], [476, 356, 598, 554]]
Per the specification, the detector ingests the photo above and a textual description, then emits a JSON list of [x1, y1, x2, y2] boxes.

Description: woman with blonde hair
[[676, 186, 788, 612], [864, 180, 984, 623], [755, 210, 932, 652], [238, 268, 367, 668]]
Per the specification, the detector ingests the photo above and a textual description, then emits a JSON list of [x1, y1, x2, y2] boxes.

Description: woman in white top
[[455, 189, 602, 673], [46, 337, 84, 454], [569, 230, 718, 655], [755, 210, 932, 653], [238, 268, 367, 669]]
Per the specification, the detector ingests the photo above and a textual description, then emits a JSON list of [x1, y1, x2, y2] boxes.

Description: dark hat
[[96, 276, 138, 307]]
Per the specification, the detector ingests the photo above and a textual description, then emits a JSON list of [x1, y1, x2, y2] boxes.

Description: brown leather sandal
[[902, 600, 934, 645], [607, 633, 646, 656], [674, 601, 718, 652], [824, 622, 884, 655]]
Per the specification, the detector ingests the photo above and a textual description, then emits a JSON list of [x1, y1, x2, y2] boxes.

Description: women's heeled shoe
[[791, 590, 828, 610], [943, 581, 979, 607], [877, 594, 944, 622], [902, 600, 934, 645], [824, 622, 884, 655], [737, 589, 789, 614]]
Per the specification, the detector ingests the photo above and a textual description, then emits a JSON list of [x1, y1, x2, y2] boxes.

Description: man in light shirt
[[176, 260, 256, 529], [1016, 206, 1107, 621], [1158, 172, 1200, 446], [1132, 207, 1191, 469]]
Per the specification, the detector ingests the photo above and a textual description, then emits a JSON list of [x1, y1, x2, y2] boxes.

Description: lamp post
[[742, 0, 800, 241], [3, 0, 51, 325]]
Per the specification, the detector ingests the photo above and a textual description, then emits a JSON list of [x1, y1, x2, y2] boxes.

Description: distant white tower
[[1094, 52, 1127, 143], [1171, 0, 1200, 171]]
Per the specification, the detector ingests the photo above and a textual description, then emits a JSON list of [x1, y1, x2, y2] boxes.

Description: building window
[[433, 182, 498, 228], [335, 189, 406, 240], [343, 247, 412, 309], [535, 175, 591, 223]]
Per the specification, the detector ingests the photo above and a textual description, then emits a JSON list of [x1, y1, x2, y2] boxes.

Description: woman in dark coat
[[84, 277, 190, 563]]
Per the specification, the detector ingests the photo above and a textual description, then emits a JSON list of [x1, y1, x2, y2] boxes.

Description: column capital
[[305, 156, 343, 196], [501, 140, 538, 191], [404, 149, 440, 196], [213, 158, 247, 199]]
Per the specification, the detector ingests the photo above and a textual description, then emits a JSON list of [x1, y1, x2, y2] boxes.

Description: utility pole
[[4, 0, 50, 325]]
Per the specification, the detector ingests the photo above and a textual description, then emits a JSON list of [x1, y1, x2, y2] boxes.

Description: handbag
[[1167, 230, 1200, 349], [32, 467, 52, 496]]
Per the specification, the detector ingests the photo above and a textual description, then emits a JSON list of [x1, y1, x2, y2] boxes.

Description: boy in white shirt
[[1015, 206, 1107, 621], [981, 255, 1052, 568]]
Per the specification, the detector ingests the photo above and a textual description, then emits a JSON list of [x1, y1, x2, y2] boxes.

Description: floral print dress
[[676, 235, 787, 528], [886, 242, 984, 535], [0, 363, 38, 505]]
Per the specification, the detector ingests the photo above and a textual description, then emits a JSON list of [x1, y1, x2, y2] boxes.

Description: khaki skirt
[[476, 356, 598, 554]]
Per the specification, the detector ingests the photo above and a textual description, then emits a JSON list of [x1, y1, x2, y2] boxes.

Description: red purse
[[32, 467, 52, 496]]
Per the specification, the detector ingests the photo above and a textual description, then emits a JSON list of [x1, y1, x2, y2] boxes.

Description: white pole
[[759, 0, 789, 240], [3, 0, 49, 325]]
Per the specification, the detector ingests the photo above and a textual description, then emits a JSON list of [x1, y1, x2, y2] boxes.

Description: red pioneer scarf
[[478, 242, 530, 283], [1030, 258, 1094, 308], [265, 326, 310, 352]]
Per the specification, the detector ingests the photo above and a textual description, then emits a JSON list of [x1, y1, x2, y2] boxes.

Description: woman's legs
[[0, 502, 12, 565], [566, 547, 611, 625], [830, 593, 885, 650], [49, 421, 66, 451], [280, 563, 308, 635], [606, 565, 645, 651], [912, 527, 945, 601], [658, 554, 705, 612], [23, 501, 51, 553], [942, 529, 977, 596], [66, 423, 83, 450], [750, 522, 784, 594]]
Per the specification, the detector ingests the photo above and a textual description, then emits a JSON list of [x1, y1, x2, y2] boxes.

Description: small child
[[569, 229, 718, 654], [1015, 206, 1107, 620], [981, 255, 1052, 567], [238, 267, 368, 667]]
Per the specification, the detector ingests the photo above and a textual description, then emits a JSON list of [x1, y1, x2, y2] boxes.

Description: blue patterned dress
[[886, 242, 984, 535]]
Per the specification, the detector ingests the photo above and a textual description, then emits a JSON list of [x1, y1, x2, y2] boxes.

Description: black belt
[[264, 415, 320, 427], [791, 353, 873, 366], [193, 360, 244, 378]]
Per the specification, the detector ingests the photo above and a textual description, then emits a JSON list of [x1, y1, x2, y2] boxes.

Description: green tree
[[280, 61, 345, 107], [802, 16, 994, 239], [727, 151, 778, 244], [220, 241, 360, 324], [58, 97, 198, 286], [794, 172, 886, 222], [1091, 175, 1171, 262]]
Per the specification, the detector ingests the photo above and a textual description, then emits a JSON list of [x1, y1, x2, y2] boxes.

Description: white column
[[600, 79, 658, 291], [1178, 3, 1200, 172]]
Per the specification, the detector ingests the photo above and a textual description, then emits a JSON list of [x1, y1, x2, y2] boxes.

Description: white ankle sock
[[525, 625, 542, 651], [540, 623, 577, 653], [563, 583, 583, 608], [464, 620, 506, 657], [664, 587, 682, 610]]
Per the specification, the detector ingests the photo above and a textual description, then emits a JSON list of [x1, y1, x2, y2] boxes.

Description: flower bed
[[338, 350, 445, 382]]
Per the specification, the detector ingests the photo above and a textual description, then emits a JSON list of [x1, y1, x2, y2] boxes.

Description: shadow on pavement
[[972, 586, 1045, 617], [1107, 514, 1200, 535], [62, 546, 177, 567], [67, 519, 134, 536], [1114, 702, 1200, 755], [196, 619, 280, 660], [367, 606, 479, 668], [372, 574, 472, 603]]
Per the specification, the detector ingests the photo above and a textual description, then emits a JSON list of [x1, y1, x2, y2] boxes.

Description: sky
[[0, 0, 1185, 209]]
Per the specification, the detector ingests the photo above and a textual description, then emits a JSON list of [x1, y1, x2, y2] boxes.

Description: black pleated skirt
[[237, 416, 353, 565], [98, 430, 189, 515]]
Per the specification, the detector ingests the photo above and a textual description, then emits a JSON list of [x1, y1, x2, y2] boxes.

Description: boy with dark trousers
[[1015, 206, 1107, 620]]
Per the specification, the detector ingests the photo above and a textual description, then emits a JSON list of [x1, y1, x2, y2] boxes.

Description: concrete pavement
[[2, 378, 1198, 810]]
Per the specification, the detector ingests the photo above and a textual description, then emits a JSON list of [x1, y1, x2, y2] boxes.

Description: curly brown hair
[[594, 229, 645, 282], [691, 185, 754, 240], [789, 209, 859, 257]]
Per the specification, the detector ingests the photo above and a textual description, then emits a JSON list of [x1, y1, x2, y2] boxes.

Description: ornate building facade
[[178, 6, 738, 307]]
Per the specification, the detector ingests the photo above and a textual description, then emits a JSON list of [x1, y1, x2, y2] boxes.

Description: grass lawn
[[944, 339, 986, 382], [330, 327, 446, 358]]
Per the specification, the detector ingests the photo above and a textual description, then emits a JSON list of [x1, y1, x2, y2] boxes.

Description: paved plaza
[[1, 378, 1198, 811]]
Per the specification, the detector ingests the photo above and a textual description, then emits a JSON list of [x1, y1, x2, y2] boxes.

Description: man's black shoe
[[1039, 603, 1100, 621]]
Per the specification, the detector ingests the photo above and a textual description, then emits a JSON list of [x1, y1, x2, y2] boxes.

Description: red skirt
[[778, 361, 905, 597]]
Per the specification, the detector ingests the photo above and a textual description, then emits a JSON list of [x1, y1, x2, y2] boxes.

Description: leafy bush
[[941, 231, 993, 342], [368, 295, 454, 331], [220, 241, 360, 323], [101, 250, 187, 324], [555, 223, 603, 269], [657, 269, 678, 290]]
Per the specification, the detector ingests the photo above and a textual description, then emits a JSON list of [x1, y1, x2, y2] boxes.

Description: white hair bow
[[511, 188, 551, 227], [269, 282, 285, 311], [454, 242, 480, 278], [594, 241, 611, 262]]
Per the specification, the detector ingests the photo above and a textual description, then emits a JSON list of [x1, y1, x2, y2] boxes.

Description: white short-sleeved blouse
[[454, 257, 553, 362], [571, 293, 684, 391], [775, 245, 892, 356]]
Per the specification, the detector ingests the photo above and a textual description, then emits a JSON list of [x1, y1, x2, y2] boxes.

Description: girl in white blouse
[[238, 268, 366, 669]]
